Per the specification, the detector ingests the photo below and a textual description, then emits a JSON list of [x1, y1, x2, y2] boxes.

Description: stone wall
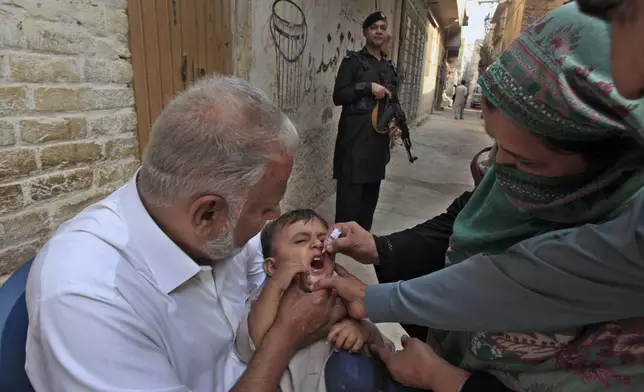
[[235, 0, 398, 211], [0, 0, 139, 284]]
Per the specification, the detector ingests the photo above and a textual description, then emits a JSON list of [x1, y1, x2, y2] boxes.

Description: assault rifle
[[373, 86, 418, 164]]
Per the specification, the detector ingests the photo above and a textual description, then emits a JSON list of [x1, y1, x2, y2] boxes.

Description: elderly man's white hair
[[138, 75, 299, 207]]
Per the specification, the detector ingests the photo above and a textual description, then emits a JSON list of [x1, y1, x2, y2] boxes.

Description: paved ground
[[316, 108, 491, 347]]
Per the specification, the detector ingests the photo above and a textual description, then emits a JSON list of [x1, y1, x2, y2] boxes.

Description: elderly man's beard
[[201, 205, 243, 261]]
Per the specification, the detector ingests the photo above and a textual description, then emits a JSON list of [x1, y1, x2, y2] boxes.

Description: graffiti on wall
[[318, 28, 362, 74], [270, 0, 308, 112], [270, 0, 365, 110]]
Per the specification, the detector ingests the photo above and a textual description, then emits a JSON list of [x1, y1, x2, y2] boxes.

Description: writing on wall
[[269, 0, 365, 111]]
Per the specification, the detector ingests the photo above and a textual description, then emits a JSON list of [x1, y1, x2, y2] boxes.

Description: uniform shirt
[[25, 174, 266, 392], [332, 46, 399, 183]]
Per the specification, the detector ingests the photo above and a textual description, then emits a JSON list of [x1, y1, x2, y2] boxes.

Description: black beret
[[363, 11, 387, 28]]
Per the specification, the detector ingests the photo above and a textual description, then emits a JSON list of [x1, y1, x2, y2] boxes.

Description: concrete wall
[[235, 0, 398, 211], [418, 22, 441, 120], [0, 0, 139, 283], [499, 0, 526, 54]]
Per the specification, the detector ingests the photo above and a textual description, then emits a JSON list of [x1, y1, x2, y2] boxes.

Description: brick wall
[[522, 0, 566, 30], [0, 0, 139, 285]]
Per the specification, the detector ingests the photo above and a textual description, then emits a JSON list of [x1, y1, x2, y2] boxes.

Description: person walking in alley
[[452, 80, 468, 119], [331, 11, 400, 240]]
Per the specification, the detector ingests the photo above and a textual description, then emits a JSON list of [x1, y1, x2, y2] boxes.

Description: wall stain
[[321, 106, 334, 123]]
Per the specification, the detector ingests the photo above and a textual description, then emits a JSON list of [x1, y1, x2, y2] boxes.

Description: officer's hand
[[389, 120, 401, 139], [371, 83, 391, 100]]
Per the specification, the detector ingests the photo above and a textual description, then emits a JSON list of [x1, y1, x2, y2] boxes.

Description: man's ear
[[189, 195, 228, 239], [263, 257, 277, 277]]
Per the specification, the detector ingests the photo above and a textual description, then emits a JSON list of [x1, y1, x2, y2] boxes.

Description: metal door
[[396, 0, 428, 121]]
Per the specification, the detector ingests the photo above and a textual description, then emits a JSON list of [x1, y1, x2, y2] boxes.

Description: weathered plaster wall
[[238, 0, 398, 211], [418, 22, 441, 121], [0, 0, 138, 284]]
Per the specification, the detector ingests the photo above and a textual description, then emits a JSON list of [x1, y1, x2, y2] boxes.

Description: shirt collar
[[360, 46, 387, 60], [120, 171, 201, 294]]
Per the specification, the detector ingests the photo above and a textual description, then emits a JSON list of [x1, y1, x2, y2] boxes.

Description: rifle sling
[[371, 100, 391, 135]]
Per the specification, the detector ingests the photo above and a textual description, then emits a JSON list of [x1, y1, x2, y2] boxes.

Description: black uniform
[[332, 46, 399, 231]]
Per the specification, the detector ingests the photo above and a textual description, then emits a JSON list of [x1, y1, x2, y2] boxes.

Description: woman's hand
[[371, 336, 471, 392], [324, 222, 380, 265], [312, 264, 368, 320]]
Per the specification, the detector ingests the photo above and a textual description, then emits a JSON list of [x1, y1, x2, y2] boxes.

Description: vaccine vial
[[325, 228, 342, 246]]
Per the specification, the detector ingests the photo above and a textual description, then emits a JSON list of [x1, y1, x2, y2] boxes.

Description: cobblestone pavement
[[316, 109, 491, 347]]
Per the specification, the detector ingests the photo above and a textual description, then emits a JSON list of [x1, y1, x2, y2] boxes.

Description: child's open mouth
[[311, 256, 325, 271]]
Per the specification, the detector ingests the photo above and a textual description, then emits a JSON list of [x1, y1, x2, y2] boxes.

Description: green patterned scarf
[[438, 3, 644, 391]]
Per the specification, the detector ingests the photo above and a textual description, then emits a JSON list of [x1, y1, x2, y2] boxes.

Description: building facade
[[0, 0, 465, 283], [489, 0, 565, 57]]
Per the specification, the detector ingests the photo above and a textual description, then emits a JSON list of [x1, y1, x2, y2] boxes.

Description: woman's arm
[[373, 191, 472, 282], [366, 192, 644, 331], [459, 372, 514, 392], [372, 336, 513, 392]]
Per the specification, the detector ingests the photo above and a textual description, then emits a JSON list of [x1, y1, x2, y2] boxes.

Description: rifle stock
[[395, 105, 418, 164]]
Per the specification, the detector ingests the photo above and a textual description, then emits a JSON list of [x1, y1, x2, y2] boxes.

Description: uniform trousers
[[335, 180, 381, 231]]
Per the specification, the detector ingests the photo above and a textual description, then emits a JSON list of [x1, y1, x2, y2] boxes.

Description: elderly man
[[25, 76, 340, 392]]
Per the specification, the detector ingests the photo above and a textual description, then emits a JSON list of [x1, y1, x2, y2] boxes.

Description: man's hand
[[371, 83, 391, 100], [371, 336, 471, 391], [324, 222, 379, 265], [312, 264, 368, 320], [232, 278, 341, 392], [389, 120, 401, 139], [271, 276, 338, 350], [269, 263, 309, 292]]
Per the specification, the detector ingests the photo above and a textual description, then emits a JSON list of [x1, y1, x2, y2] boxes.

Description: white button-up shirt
[[25, 176, 266, 392]]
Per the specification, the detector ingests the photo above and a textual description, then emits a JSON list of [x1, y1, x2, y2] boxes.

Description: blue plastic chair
[[325, 350, 425, 392], [0, 258, 36, 392]]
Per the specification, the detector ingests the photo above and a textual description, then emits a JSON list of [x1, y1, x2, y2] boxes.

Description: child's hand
[[326, 319, 370, 352], [269, 263, 309, 292]]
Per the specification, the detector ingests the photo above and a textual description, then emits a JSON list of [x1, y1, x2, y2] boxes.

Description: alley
[[316, 109, 491, 344]]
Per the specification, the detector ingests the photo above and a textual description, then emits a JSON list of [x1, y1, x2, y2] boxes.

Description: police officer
[[332, 11, 400, 234]]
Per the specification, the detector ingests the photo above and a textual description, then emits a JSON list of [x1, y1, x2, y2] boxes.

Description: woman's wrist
[[425, 360, 471, 392], [372, 235, 393, 265]]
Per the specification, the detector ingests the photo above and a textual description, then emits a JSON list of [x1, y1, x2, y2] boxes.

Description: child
[[234, 209, 389, 392]]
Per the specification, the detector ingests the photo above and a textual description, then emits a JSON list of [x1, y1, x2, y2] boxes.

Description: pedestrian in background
[[453, 80, 468, 119]]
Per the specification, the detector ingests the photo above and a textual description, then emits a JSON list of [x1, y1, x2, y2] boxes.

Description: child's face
[[266, 219, 336, 288]]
